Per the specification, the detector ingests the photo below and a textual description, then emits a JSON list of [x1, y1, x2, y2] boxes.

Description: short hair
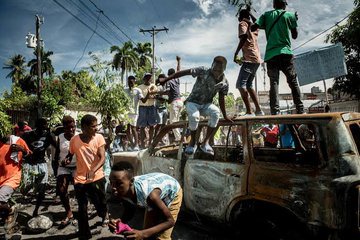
[[239, 9, 250, 20], [111, 161, 134, 179], [62, 115, 75, 127], [274, 0, 287, 8], [81, 114, 97, 128], [128, 75, 135, 81], [156, 73, 166, 85], [213, 56, 227, 65], [167, 68, 175, 76], [35, 118, 48, 128], [212, 56, 227, 70], [17, 121, 26, 128]]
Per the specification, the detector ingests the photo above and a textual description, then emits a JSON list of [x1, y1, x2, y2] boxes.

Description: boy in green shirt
[[251, 0, 304, 115]]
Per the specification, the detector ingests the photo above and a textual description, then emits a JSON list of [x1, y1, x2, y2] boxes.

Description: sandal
[[59, 216, 75, 229], [200, 143, 214, 155]]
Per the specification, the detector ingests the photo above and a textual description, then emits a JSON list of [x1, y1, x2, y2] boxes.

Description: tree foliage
[[326, 1, 360, 99], [134, 42, 152, 69], [228, 0, 253, 15], [28, 48, 55, 79], [3, 54, 27, 85], [90, 53, 130, 141], [110, 41, 139, 85], [0, 86, 34, 137]]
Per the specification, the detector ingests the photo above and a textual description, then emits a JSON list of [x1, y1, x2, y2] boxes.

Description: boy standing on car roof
[[160, 56, 232, 156]]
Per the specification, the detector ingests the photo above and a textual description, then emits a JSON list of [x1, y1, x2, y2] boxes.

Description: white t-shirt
[[125, 87, 142, 114]]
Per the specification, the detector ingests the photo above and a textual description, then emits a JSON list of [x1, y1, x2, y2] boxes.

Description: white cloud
[[192, 0, 226, 15], [192, 0, 213, 15]]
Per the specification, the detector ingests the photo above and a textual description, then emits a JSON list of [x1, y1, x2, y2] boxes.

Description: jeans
[[74, 178, 107, 239], [267, 54, 304, 115], [185, 102, 220, 131], [169, 99, 183, 141]]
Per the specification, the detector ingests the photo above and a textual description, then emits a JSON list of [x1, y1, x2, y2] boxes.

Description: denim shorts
[[185, 102, 220, 131], [236, 62, 260, 89], [137, 105, 158, 127]]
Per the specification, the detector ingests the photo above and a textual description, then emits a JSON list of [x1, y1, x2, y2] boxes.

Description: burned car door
[[183, 124, 249, 221], [247, 120, 336, 225]]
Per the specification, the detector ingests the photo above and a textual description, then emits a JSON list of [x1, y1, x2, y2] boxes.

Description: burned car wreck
[[113, 112, 360, 239]]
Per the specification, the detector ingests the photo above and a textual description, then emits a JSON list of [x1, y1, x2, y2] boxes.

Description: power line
[[73, 12, 101, 71], [293, 13, 351, 51], [88, 0, 137, 45], [77, 0, 125, 43], [66, 0, 125, 43], [52, 0, 114, 45]]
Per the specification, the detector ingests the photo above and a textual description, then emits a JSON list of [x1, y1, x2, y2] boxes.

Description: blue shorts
[[236, 62, 260, 89], [137, 106, 158, 127]]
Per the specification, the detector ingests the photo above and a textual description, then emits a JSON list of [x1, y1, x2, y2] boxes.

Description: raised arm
[[160, 69, 192, 84], [176, 56, 181, 71]]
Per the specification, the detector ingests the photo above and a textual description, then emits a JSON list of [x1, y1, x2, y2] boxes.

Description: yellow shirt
[[69, 134, 105, 184], [138, 84, 157, 107]]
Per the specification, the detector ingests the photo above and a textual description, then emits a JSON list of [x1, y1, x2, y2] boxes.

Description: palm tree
[[228, 0, 253, 15], [3, 54, 27, 85], [134, 42, 152, 69], [110, 41, 139, 85], [28, 48, 55, 79]]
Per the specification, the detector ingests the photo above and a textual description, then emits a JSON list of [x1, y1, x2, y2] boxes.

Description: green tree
[[1, 85, 35, 110], [90, 53, 130, 142], [212, 93, 236, 115], [326, 0, 360, 99], [3, 54, 27, 85], [28, 48, 55, 80], [61, 70, 97, 104], [228, 0, 253, 15], [134, 42, 152, 69], [40, 77, 67, 125], [110, 41, 139, 85], [0, 94, 13, 138], [0, 109, 12, 139]]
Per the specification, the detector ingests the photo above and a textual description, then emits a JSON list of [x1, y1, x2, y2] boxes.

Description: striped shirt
[[134, 172, 181, 208]]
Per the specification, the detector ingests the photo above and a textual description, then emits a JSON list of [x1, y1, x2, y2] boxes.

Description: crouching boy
[[109, 162, 182, 240]]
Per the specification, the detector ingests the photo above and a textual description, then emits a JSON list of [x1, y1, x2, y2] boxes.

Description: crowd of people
[[0, 0, 305, 239]]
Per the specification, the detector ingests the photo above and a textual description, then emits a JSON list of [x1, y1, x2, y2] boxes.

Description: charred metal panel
[[184, 160, 247, 222], [248, 163, 339, 227], [140, 150, 183, 184]]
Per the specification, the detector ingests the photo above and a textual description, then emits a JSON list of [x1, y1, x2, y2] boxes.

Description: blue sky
[[0, 0, 355, 96]]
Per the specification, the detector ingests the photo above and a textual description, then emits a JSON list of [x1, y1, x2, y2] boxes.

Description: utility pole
[[139, 26, 168, 82], [35, 15, 43, 118]]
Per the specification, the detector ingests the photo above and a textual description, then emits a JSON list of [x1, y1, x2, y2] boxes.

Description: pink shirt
[[238, 21, 262, 63], [69, 133, 105, 184]]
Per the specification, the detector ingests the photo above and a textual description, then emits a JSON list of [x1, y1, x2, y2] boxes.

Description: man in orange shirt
[[0, 132, 30, 233], [65, 114, 108, 240]]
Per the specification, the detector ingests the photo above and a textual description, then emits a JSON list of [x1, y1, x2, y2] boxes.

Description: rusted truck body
[[113, 112, 360, 239]]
